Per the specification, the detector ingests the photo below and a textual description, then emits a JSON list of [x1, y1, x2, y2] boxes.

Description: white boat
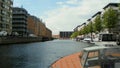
[[82, 37, 92, 43], [93, 33, 117, 46], [80, 45, 120, 68]]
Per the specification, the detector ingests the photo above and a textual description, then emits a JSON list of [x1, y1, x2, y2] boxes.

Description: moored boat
[[82, 37, 92, 43], [93, 33, 117, 46], [51, 45, 120, 68], [80, 45, 120, 68]]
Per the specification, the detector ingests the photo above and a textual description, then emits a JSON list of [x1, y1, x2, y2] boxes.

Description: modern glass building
[[60, 31, 73, 39], [12, 7, 28, 36], [0, 0, 13, 34]]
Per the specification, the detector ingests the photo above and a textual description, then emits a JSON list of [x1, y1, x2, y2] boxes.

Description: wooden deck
[[51, 51, 120, 68], [51, 52, 82, 68]]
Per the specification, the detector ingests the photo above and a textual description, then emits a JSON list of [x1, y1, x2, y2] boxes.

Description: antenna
[[21, 5, 23, 8]]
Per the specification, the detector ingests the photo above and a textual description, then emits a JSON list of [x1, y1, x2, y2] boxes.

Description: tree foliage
[[78, 22, 93, 35], [87, 22, 93, 33], [103, 7, 118, 32], [94, 15, 103, 32], [73, 6, 118, 37], [70, 31, 79, 38]]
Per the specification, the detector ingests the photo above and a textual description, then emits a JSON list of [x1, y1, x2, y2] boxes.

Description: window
[[88, 51, 99, 58], [84, 51, 99, 67], [99, 34, 116, 41]]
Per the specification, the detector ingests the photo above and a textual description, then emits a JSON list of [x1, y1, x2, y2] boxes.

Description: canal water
[[0, 39, 90, 68]]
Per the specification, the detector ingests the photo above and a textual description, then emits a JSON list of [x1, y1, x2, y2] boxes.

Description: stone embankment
[[0, 36, 42, 45]]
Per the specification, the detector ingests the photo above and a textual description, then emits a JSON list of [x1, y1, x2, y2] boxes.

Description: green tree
[[94, 15, 103, 33], [71, 31, 79, 38], [119, 3, 120, 10], [83, 25, 89, 34], [87, 22, 93, 33], [103, 7, 118, 33], [79, 28, 84, 35]]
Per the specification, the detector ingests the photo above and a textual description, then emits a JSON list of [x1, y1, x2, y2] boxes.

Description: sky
[[13, 0, 120, 35]]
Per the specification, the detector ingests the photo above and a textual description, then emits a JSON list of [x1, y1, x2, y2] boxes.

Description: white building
[[74, 23, 86, 32]]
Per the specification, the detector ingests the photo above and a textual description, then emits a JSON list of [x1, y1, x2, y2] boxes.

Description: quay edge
[[0, 37, 52, 45]]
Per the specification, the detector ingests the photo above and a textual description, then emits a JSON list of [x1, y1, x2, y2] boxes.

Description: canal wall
[[0, 37, 42, 45]]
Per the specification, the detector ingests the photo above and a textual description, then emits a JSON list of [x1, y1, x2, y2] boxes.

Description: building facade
[[12, 7, 28, 36], [74, 23, 86, 32], [91, 11, 101, 23], [27, 15, 52, 39], [0, 0, 13, 34], [27, 15, 39, 36], [27, 15, 46, 37], [45, 28, 52, 39], [52, 35, 59, 39], [60, 31, 73, 39], [75, 3, 120, 34], [39, 21, 46, 37]]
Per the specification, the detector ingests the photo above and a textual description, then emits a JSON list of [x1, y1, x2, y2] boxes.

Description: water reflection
[[0, 40, 89, 68]]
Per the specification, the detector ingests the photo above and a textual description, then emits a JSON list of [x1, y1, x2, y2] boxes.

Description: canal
[[0, 39, 90, 68]]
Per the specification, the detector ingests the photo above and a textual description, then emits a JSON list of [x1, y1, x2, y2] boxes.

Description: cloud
[[56, 2, 64, 5], [41, 0, 120, 35], [13, 0, 22, 7], [57, 0, 81, 6], [66, 0, 81, 5], [13, 0, 33, 7]]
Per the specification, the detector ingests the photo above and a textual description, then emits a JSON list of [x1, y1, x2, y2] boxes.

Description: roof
[[12, 7, 28, 14], [87, 19, 91, 21], [76, 25, 81, 28], [76, 23, 86, 28], [92, 11, 101, 18], [103, 3, 119, 9], [84, 45, 120, 51], [13, 7, 27, 11]]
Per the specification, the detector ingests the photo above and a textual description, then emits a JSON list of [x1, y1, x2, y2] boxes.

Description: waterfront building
[[74, 25, 81, 32], [91, 11, 101, 23], [39, 23, 52, 40], [103, 3, 119, 11], [0, 0, 13, 34], [27, 15, 39, 36], [52, 35, 60, 39], [27, 15, 52, 39], [74, 23, 86, 32], [102, 3, 120, 33], [73, 3, 120, 40], [27, 15, 44, 37], [60, 31, 73, 39], [39, 21, 46, 37], [12, 7, 28, 36], [27, 15, 50, 37], [45, 28, 52, 39]]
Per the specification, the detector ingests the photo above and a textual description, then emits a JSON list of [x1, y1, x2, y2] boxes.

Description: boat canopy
[[99, 33, 116, 41], [83, 45, 120, 52]]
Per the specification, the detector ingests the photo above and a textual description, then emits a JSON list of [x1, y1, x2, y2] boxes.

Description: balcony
[[13, 12, 27, 15], [12, 20, 27, 23], [13, 24, 26, 28], [13, 16, 27, 19], [13, 29, 27, 32]]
